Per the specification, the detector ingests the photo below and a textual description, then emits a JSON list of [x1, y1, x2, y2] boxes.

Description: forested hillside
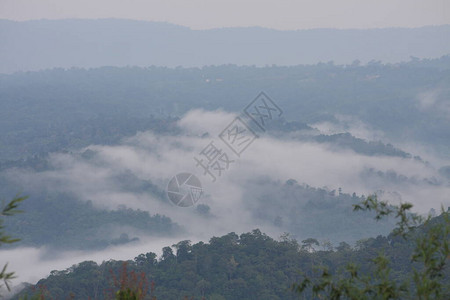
[[1, 4, 449, 299], [1, 58, 449, 297], [4, 60, 449, 250], [14, 210, 450, 299], [1, 57, 449, 161]]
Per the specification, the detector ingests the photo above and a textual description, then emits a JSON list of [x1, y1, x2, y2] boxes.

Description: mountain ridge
[[1, 19, 449, 73]]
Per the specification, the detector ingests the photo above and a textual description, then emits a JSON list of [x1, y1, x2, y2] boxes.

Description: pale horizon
[[0, 0, 448, 30], [1, 17, 449, 31]]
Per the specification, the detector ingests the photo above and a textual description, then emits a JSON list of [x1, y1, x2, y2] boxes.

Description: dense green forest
[[243, 179, 396, 243], [13, 209, 449, 300], [1, 13, 449, 300], [0, 158, 180, 249], [1, 56, 450, 161], [2, 193, 179, 250], [1, 58, 449, 298]]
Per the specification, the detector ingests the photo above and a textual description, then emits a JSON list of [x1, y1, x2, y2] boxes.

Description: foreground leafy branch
[[294, 195, 450, 299], [0, 195, 27, 292]]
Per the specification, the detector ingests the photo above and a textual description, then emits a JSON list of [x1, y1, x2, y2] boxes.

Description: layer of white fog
[[2, 109, 449, 290]]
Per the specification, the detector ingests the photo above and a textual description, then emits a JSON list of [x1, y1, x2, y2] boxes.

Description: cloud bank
[[2, 109, 449, 289]]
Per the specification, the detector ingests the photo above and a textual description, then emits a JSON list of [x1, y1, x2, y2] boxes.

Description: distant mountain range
[[0, 19, 449, 73]]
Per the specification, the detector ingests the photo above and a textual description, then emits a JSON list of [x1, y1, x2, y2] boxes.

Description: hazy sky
[[0, 0, 448, 30]]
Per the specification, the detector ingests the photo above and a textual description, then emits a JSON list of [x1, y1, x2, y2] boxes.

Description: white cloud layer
[[2, 109, 449, 290]]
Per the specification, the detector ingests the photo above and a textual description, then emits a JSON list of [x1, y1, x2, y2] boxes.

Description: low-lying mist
[[2, 109, 449, 289]]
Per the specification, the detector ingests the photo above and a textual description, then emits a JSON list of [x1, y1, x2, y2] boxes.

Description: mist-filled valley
[[0, 14, 449, 300]]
